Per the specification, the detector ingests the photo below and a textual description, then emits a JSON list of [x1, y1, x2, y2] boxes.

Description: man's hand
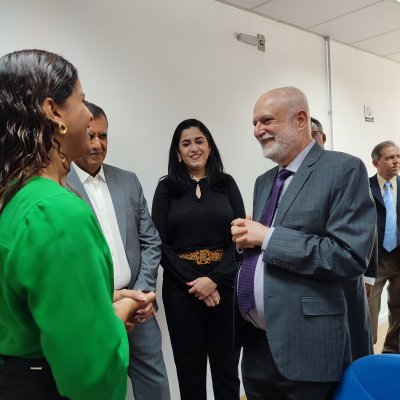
[[114, 290, 157, 327], [113, 289, 147, 303], [231, 216, 268, 248], [127, 291, 156, 325], [131, 301, 156, 324], [113, 298, 136, 331], [187, 277, 217, 299]]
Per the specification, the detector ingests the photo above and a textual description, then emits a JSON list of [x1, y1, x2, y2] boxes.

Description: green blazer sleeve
[[8, 192, 129, 400]]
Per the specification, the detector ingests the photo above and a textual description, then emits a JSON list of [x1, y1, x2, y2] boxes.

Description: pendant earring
[[58, 121, 68, 135], [177, 154, 182, 163]]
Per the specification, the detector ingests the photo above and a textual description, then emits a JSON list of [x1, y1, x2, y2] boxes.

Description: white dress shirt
[[73, 163, 131, 289]]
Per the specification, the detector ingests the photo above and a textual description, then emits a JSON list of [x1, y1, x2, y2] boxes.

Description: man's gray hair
[[371, 141, 399, 160]]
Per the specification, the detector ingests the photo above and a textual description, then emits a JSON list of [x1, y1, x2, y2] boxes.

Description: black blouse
[[152, 174, 245, 287]]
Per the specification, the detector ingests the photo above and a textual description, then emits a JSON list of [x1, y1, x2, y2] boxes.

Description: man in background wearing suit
[[68, 102, 170, 400], [231, 87, 376, 399], [368, 141, 400, 353]]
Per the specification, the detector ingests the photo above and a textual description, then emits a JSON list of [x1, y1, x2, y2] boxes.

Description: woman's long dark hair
[[165, 119, 226, 196], [0, 49, 78, 212]]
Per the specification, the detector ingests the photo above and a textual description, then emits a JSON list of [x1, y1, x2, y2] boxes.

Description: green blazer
[[0, 177, 129, 400]]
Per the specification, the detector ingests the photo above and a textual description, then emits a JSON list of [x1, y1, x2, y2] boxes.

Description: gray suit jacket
[[252, 143, 376, 382], [68, 164, 161, 292], [68, 165, 170, 400]]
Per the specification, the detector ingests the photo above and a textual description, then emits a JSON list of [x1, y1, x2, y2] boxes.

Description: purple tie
[[237, 168, 292, 314]]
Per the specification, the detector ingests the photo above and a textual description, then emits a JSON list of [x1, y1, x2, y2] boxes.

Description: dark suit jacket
[[369, 174, 400, 257], [242, 143, 376, 382]]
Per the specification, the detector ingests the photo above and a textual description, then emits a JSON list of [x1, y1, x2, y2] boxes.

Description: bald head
[[253, 86, 313, 166], [255, 87, 310, 120]]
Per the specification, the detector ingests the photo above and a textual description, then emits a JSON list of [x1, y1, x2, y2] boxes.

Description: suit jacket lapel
[[397, 176, 400, 218], [273, 143, 321, 226], [103, 165, 127, 247], [68, 166, 92, 205], [254, 166, 278, 221], [370, 174, 384, 208]]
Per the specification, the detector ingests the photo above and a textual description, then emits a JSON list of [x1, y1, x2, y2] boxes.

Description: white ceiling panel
[[355, 29, 400, 56], [217, 0, 271, 9], [311, 1, 400, 43], [253, 0, 379, 29], [215, 0, 400, 63], [387, 52, 400, 62]]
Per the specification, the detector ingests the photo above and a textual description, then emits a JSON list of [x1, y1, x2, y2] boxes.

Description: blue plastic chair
[[333, 354, 400, 399]]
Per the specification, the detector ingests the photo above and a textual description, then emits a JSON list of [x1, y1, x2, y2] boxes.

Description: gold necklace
[[190, 173, 206, 182]]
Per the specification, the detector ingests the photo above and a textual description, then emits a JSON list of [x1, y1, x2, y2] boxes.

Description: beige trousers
[[368, 247, 400, 353]]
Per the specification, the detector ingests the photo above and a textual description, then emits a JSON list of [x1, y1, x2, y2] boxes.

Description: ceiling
[[215, 0, 400, 63]]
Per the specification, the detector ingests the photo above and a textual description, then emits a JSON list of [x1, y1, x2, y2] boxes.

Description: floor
[[239, 322, 390, 400]]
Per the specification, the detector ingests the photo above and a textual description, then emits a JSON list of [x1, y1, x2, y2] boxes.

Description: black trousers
[[0, 357, 68, 400], [163, 274, 240, 400], [242, 323, 337, 400]]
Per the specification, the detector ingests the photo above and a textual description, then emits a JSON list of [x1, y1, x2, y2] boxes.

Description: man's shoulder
[[315, 150, 367, 178], [103, 164, 138, 181], [103, 163, 135, 175], [257, 150, 364, 186], [254, 167, 276, 188], [321, 149, 361, 164], [369, 174, 378, 184]]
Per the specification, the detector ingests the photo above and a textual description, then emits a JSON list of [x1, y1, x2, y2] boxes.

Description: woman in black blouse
[[152, 119, 245, 400]]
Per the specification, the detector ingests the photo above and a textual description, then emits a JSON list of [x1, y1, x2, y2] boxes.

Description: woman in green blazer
[[0, 49, 153, 400]]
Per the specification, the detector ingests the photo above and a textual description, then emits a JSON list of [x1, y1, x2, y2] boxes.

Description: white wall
[[328, 42, 400, 325], [0, 0, 330, 212], [329, 41, 400, 173], [1, 0, 399, 398]]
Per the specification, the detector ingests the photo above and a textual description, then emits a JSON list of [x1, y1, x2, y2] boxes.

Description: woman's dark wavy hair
[[165, 118, 226, 196], [0, 49, 78, 212]]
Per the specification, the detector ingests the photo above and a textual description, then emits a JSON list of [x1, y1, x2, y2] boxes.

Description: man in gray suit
[[68, 102, 170, 400], [310, 117, 377, 296], [232, 87, 376, 399]]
